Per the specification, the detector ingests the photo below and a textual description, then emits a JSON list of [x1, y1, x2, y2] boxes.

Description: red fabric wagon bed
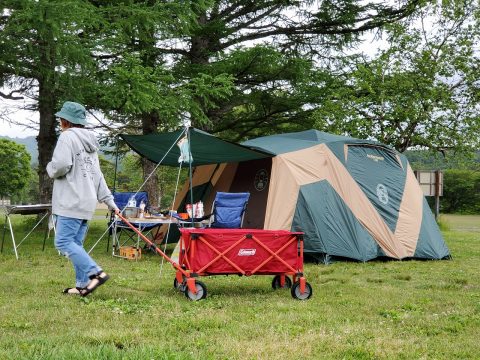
[[176, 228, 312, 300]]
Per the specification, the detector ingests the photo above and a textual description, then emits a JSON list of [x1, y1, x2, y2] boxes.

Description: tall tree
[[312, 1, 480, 153], [1, 0, 425, 203], [86, 1, 234, 204], [159, 0, 426, 141], [0, 1, 103, 202], [91, 0, 425, 204]]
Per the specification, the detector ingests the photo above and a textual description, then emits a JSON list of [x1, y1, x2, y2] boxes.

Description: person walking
[[47, 101, 118, 297]]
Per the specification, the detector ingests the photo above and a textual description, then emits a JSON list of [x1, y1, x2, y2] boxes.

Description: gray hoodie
[[47, 128, 117, 220]]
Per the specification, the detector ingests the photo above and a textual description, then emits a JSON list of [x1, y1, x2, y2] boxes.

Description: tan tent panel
[[394, 166, 424, 256], [264, 144, 408, 259]]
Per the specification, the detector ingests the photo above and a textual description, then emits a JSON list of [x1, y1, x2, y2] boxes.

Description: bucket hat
[[55, 101, 87, 125]]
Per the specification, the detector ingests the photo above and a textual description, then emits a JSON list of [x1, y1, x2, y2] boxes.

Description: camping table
[[1, 204, 53, 260], [112, 216, 178, 259], [112, 216, 209, 260]]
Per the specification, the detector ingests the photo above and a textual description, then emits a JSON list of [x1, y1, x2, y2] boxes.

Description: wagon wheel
[[271, 275, 292, 289], [173, 278, 185, 292], [291, 281, 313, 300], [185, 280, 207, 301]]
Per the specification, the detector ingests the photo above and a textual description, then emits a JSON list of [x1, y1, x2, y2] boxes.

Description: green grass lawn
[[1, 213, 479, 359]]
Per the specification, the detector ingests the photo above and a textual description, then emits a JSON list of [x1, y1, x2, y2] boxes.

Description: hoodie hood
[[69, 128, 99, 153]]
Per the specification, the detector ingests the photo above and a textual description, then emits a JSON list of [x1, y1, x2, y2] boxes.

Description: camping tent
[[121, 128, 450, 262]]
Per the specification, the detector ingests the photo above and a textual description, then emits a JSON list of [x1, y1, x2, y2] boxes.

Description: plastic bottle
[[139, 200, 146, 218], [197, 201, 204, 218]]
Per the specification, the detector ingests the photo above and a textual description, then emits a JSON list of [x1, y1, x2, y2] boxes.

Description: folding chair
[[169, 192, 250, 263], [209, 192, 250, 228], [109, 191, 161, 256]]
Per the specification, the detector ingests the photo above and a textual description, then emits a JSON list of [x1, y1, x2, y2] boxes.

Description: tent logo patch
[[376, 184, 389, 204], [367, 154, 384, 162], [238, 248, 256, 256], [254, 169, 269, 191]]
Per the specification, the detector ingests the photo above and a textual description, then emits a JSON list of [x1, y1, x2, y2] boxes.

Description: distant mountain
[[0, 135, 38, 165]]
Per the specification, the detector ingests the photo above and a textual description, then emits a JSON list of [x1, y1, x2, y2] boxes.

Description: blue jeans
[[54, 215, 101, 288]]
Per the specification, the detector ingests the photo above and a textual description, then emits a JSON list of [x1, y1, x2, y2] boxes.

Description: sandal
[[80, 271, 110, 297], [62, 287, 84, 295]]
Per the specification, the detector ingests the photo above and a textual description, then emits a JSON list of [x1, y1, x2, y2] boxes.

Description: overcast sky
[[0, 98, 105, 138], [1, 108, 38, 138]]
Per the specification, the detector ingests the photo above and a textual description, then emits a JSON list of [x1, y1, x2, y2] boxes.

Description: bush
[[441, 169, 480, 214]]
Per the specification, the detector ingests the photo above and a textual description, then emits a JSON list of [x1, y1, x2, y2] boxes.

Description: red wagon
[[175, 228, 313, 300], [115, 212, 312, 300]]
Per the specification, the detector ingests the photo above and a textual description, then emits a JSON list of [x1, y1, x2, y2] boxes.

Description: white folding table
[[1, 204, 54, 260]]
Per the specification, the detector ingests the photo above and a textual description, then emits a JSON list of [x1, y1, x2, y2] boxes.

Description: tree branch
[[0, 90, 24, 100]]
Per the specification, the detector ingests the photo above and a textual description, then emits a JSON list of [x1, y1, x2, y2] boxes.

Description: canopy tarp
[[120, 128, 272, 166]]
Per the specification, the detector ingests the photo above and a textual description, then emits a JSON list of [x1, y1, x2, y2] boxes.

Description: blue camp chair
[[109, 191, 161, 254], [114, 191, 149, 211], [209, 192, 250, 228]]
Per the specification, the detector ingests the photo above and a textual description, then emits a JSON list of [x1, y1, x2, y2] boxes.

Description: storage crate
[[119, 246, 141, 260]]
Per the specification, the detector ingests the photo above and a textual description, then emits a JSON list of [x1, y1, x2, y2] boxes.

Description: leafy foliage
[[441, 169, 480, 214], [0, 1, 103, 103], [10, 165, 39, 205], [406, 150, 480, 171], [0, 138, 31, 198], [312, 1, 480, 153], [4, 0, 478, 203]]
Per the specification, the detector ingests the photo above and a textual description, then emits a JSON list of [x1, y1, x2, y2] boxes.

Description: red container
[[178, 228, 304, 276], [113, 211, 312, 300]]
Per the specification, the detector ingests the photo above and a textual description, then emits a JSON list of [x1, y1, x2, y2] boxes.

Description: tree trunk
[[143, 159, 159, 208], [141, 112, 160, 208], [36, 6, 58, 204], [189, 10, 213, 131], [36, 82, 57, 204]]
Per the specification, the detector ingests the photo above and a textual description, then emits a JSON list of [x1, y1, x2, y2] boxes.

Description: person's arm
[[97, 173, 119, 212], [46, 136, 73, 179]]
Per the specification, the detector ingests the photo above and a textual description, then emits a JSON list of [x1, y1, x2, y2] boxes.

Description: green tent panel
[[293, 181, 382, 262], [414, 198, 451, 259], [346, 145, 406, 233], [121, 128, 271, 167]]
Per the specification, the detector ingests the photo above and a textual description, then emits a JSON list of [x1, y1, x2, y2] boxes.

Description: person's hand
[[114, 208, 121, 215]]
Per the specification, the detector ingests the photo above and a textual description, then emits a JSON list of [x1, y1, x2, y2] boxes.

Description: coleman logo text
[[238, 249, 256, 256]]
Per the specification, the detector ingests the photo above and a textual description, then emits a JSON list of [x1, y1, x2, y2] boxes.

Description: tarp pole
[[107, 136, 120, 251], [187, 126, 194, 226], [112, 136, 120, 193]]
